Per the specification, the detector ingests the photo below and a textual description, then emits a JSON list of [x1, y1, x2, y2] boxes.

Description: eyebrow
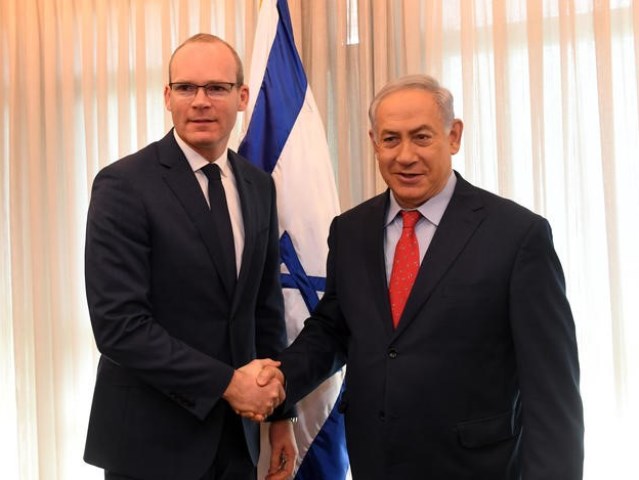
[[171, 79, 235, 84], [380, 124, 434, 136]]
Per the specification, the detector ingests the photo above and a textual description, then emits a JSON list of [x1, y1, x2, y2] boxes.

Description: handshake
[[223, 358, 286, 422]]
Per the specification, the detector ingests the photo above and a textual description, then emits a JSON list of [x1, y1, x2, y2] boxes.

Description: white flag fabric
[[238, 0, 349, 478]]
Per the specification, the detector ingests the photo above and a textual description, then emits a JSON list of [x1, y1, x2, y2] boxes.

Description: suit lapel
[[395, 173, 486, 335], [227, 151, 257, 316], [361, 193, 396, 338], [159, 131, 236, 299]]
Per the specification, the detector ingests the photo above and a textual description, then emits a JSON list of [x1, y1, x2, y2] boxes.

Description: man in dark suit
[[258, 75, 584, 478], [84, 33, 296, 480]]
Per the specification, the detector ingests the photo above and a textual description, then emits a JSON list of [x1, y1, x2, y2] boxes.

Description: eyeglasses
[[169, 82, 238, 98]]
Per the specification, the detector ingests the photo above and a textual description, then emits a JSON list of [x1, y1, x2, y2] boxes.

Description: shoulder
[[228, 149, 273, 185], [337, 191, 388, 223], [96, 133, 173, 180], [88, 133, 183, 208], [324, 192, 388, 241], [454, 172, 545, 226], [450, 174, 558, 254]]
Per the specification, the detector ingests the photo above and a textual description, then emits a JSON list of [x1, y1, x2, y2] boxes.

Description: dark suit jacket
[[279, 172, 584, 479], [84, 131, 288, 479]]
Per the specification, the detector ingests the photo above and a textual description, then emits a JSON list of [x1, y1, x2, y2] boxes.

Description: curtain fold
[[1, 1, 637, 478]]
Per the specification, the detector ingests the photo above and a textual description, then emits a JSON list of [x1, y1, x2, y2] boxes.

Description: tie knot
[[400, 210, 421, 229], [201, 163, 222, 181]]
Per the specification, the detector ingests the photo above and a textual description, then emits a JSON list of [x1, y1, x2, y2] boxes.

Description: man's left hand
[[266, 419, 298, 480]]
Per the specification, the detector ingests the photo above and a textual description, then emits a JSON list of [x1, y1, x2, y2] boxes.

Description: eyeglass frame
[[168, 81, 240, 98]]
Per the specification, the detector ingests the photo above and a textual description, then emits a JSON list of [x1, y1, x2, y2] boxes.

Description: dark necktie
[[201, 163, 236, 288], [389, 210, 421, 328]]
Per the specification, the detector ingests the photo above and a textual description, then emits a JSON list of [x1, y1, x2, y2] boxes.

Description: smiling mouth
[[395, 172, 424, 185]]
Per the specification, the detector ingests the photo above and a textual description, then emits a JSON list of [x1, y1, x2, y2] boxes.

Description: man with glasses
[[84, 33, 296, 480]]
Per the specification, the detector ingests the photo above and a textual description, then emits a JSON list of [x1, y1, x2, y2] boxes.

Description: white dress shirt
[[173, 130, 244, 277]]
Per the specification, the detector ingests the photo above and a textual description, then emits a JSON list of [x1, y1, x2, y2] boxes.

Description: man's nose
[[396, 139, 417, 163], [191, 87, 211, 105]]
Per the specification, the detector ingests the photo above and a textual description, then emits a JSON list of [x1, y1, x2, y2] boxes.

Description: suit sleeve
[[253, 176, 287, 360], [509, 217, 584, 478], [85, 167, 234, 421], [279, 217, 349, 406], [252, 177, 297, 421]]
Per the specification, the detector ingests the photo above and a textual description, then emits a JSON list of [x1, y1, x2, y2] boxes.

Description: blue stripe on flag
[[238, 0, 307, 173], [295, 386, 349, 480], [281, 273, 325, 294], [280, 232, 324, 312]]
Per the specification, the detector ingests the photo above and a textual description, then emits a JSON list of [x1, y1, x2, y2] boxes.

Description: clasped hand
[[223, 358, 286, 422]]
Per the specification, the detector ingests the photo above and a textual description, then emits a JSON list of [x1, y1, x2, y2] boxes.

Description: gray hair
[[368, 74, 455, 132]]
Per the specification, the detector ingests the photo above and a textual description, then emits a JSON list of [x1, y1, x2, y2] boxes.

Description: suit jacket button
[[388, 348, 398, 359], [378, 411, 386, 422]]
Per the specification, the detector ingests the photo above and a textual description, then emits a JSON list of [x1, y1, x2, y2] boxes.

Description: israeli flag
[[238, 0, 349, 478]]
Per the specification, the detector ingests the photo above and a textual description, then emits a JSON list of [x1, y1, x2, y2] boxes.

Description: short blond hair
[[168, 33, 244, 85]]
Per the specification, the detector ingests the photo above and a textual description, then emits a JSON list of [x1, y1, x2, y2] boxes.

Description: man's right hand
[[256, 363, 285, 389], [223, 358, 285, 422]]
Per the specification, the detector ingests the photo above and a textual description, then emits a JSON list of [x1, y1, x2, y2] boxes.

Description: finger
[[266, 453, 288, 480], [278, 443, 297, 478], [268, 447, 283, 474], [258, 358, 281, 368], [238, 358, 280, 378], [260, 380, 285, 407], [249, 358, 281, 372], [275, 383, 286, 405], [256, 366, 279, 387], [248, 410, 266, 422], [235, 409, 265, 422], [281, 451, 295, 478], [265, 465, 290, 480]]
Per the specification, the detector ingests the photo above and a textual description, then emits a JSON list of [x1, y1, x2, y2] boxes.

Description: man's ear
[[369, 129, 380, 155], [237, 85, 250, 112], [164, 85, 172, 111], [448, 119, 464, 154]]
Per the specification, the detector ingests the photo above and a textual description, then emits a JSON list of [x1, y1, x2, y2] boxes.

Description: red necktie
[[389, 210, 421, 328]]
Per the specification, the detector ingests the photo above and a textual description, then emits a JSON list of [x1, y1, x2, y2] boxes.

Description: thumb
[[257, 365, 282, 387], [239, 358, 280, 377], [257, 358, 281, 368], [267, 444, 285, 476]]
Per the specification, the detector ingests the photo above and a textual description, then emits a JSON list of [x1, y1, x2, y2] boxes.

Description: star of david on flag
[[238, 1, 349, 478]]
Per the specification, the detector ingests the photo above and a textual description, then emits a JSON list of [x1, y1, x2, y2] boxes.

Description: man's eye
[[206, 84, 230, 94], [175, 84, 196, 93], [414, 134, 432, 144], [382, 136, 398, 145]]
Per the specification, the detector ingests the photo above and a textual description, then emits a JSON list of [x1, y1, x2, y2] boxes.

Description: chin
[[187, 133, 217, 145]]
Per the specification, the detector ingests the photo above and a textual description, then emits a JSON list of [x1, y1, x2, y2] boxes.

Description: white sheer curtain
[[1, 1, 637, 478]]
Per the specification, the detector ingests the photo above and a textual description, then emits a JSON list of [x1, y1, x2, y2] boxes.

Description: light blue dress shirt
[[384, 172, 457, 284]]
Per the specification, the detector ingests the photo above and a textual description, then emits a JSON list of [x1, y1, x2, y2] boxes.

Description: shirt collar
[[173, 129, 230, 177], [385, 171, 457, 227]]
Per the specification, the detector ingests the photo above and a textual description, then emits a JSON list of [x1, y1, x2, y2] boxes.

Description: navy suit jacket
[[279, 172, 584, 479], [84, 131, 287, 479]]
